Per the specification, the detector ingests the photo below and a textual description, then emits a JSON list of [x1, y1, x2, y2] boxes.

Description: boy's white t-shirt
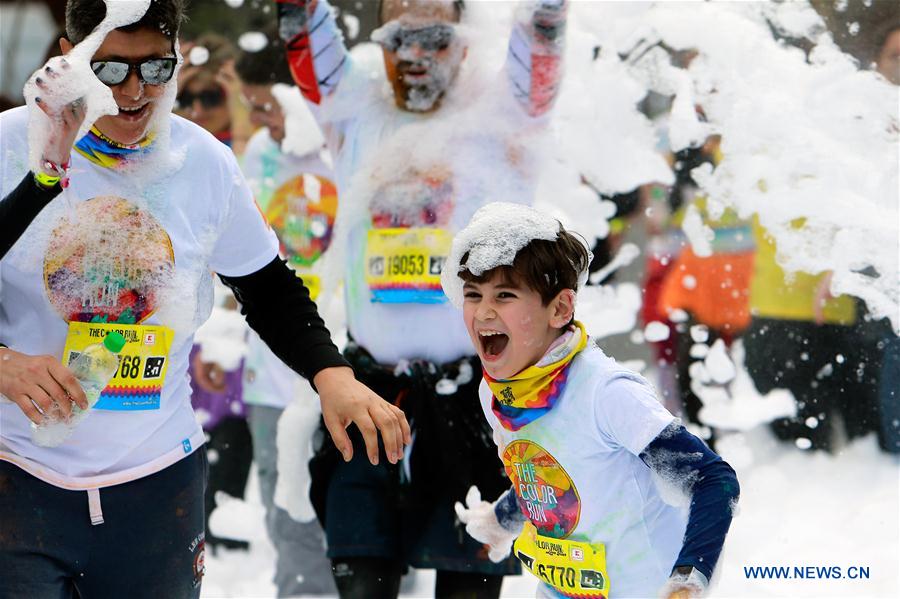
[[0, 107, 279, 488], [479, 343, 686, 598], [240, 128, 337, 409]]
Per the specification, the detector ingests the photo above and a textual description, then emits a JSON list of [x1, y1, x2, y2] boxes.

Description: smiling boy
[[444, 203, 740, 599]]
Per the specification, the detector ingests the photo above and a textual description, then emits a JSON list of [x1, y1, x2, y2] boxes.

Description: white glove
[[454, 485, 523, 563], [658, 567, 709, 599]]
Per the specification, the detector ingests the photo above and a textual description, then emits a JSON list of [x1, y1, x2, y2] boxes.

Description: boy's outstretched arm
[[505, 0, 569, 117], [640, 422, 741, 596], [276, 0, 348, 104]]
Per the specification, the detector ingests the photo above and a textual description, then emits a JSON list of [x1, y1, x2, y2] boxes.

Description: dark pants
[[674, 321, 731, 450], [878, 333, 900, 453], [744, 317, 881, 451], [0, 451, 207, 599], [203, 416, 253, 550], [309, 344, 519, 597]]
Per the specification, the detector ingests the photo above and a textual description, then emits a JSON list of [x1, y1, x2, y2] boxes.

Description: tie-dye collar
[[486, 321, 588, 431], [74, 127, 154, 169]]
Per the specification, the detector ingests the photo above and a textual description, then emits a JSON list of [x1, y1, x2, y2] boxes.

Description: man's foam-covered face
[[374, 0, 465, 113], [79, 29, 175, 144]]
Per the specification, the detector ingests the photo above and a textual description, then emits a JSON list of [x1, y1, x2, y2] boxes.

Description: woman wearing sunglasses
[[0, 2, 410, 598], [174, 33, 242, 149]]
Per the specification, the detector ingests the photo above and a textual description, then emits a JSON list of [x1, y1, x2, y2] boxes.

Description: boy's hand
[[312, 366, 410, 466], [659, 567, 708, 599], [454, 486, 521, 562]]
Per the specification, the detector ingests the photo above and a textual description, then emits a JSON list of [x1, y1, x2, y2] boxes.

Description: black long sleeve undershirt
[[218, 257, 349, 384], [0, 172, 62, 259]]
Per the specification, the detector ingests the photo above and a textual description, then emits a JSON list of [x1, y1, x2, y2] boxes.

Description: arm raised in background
[[276, 0, 348, 105], [505, 0, 569, 118]]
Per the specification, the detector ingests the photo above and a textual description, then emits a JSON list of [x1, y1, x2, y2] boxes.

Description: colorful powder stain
[[43, 196, 175, 324], [266, 173, 338, 269], [503, 439, 581, 539], [369, 169, 455, 229]]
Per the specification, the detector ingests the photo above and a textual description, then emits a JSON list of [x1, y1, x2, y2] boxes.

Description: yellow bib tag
[[294, 271, 321, 301], [513, 522, 610, 598], [364, 227, 452, 304], [62, 322, 174, 411]]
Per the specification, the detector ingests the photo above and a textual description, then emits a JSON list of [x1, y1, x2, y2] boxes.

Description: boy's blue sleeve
[[493, 486, 526, 531], [639, 422, 740, 582]]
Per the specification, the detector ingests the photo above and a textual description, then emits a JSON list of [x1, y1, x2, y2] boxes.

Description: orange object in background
[[659, 246, 755, 335]]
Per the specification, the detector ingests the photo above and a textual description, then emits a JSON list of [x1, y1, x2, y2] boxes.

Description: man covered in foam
[[446, 203, 741, 599], [0, 1, 409, 596], [276, 0, 569, 595]]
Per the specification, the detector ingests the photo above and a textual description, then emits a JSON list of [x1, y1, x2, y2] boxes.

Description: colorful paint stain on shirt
[[503, 439, 581, 539]]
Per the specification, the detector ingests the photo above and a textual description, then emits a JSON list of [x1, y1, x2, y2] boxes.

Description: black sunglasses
[[380, 24, 455, 53], [177, 87, 226, 110], [91, 57, 177, 86]]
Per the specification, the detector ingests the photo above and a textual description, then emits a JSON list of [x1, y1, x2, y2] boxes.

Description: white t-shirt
[[0, 107, 279, 488], [240, 128, 337, 409], [480, 343, 686, 598], [314, 45, 542, 366]]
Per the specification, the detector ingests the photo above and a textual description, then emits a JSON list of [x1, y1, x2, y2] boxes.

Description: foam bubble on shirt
[[643, 446, 703, 508], [224, 0, 245, 8], [154, 225, 217, 349]]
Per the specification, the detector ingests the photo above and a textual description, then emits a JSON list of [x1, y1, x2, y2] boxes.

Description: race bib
[[298, 272, 322, 301], [364, 227, 451, 304], [513, 522, 610, 598], [62, 322, 173, 411]]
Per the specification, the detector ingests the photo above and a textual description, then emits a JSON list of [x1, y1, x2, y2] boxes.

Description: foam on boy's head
[[441, 202, 592, 308]]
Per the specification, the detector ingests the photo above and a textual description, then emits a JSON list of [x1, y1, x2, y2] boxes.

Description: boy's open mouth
[[479, 330, 509, 361]]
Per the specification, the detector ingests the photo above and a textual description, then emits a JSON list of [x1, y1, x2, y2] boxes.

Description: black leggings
[[331, 557, 504, 599]]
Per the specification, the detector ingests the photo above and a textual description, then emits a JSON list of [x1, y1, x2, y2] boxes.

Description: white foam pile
[[440, 202, 564, 307]]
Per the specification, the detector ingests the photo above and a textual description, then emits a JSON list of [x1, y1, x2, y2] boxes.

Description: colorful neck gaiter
[[74, 127, 154, 169], [486, 321, 588, 431]]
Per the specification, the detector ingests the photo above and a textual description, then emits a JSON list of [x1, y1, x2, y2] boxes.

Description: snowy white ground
[[201, 427, 899, 599]]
